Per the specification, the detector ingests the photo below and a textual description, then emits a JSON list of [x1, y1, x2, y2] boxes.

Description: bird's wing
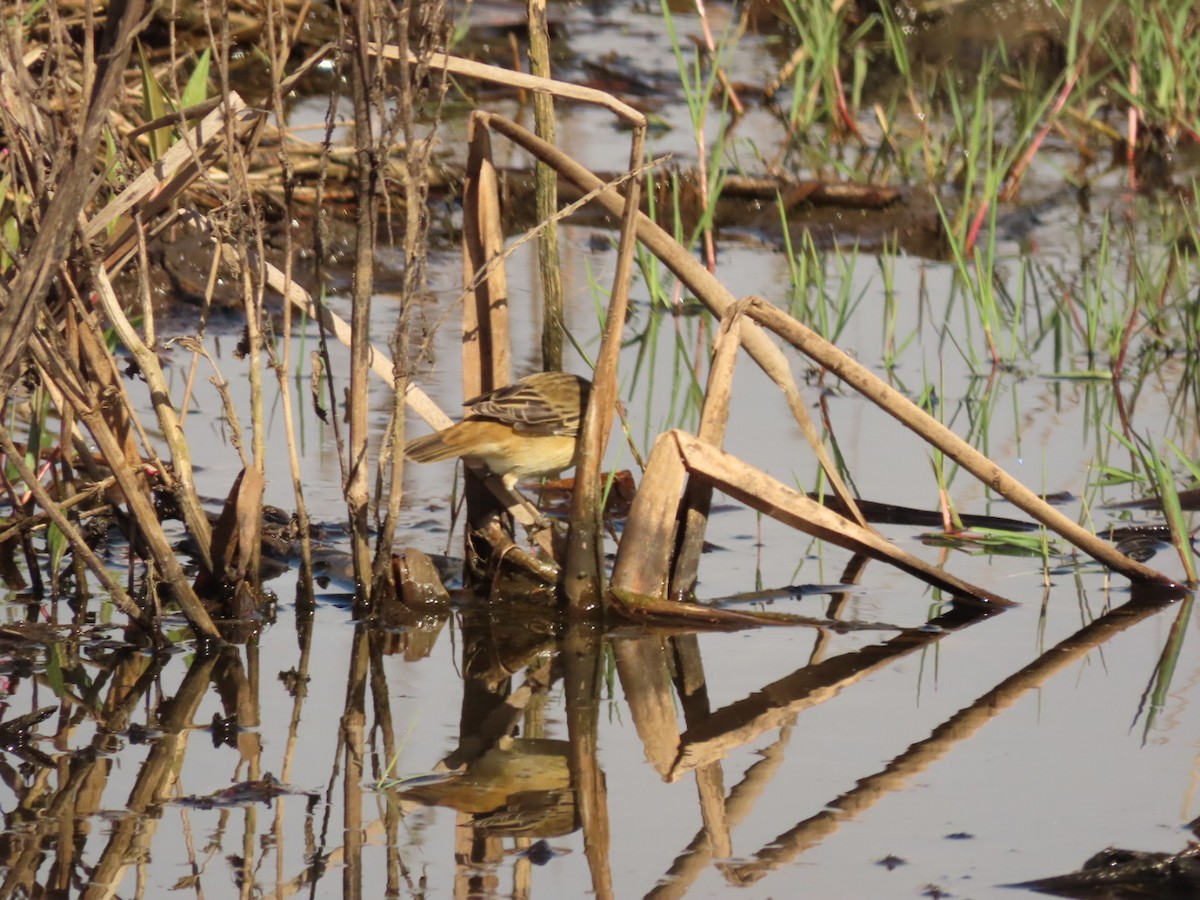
[[465, 373, 586, 436]]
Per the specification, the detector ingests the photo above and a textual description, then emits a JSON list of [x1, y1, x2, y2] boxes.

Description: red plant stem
[[967, 67, 1081, 255]]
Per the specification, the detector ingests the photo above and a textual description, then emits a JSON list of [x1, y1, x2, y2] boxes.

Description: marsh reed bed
[[0, 0, 1198, 895]]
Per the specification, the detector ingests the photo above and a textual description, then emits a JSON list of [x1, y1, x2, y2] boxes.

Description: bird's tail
[[403, 426, 465, 463]]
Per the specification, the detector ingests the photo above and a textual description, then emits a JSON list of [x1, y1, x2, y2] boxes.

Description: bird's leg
[[514, 489, 553, 534], [497, 473, 553, 532]]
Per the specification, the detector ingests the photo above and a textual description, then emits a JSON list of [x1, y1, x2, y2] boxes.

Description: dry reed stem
[[527, 0, 564, 372], [675, 432, 1015, 606], [368, 43, 646, 127], [742, 297, 1178, 586], [344, 6, 383, 611], [563, 121, 645, 611], [0, 426, 155, 637], [462, 115, 512, 397], [373, 0, 449, 591], [610, 432, 690, 600], [90, 265, 215, 573], [670, 302, 745, 599], [203, 466, 265, 589]]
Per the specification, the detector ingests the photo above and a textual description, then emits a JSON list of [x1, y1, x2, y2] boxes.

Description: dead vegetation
[[0, 0, 1187, 649], [1, 2, 1199, 896]]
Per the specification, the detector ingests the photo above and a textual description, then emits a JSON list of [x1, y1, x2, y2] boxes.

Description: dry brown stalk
[[90, 265, 215, 575], [342, 4, 380, 611], [670, 302, 745, 600], [367, 42, 646, 127], [526, 0, 565, 372], [462, 115, 512, 398], [741, 296, 1178, 586], [562, 118, 645, 613], [0, 426, 156, 637], [610, 432, 691, 602], [0, 0, 148, 398], [674, 431, 1015, 606]]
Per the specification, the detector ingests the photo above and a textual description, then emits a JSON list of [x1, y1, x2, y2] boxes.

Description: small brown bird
[[404, 372, 591, 491]]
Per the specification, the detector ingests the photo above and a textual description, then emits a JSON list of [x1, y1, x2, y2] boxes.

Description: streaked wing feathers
[[465, 372, 588, 436]]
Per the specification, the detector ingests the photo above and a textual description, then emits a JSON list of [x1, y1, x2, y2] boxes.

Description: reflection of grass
[[921, 527, 1061, 559], [1138, 593, 1195, 740], [1136, 436, 1198, 584]]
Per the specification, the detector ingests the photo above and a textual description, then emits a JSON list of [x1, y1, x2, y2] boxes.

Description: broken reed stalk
[[230, 252, 267, 587], [459, 112, 527, 562], [674, 433, 1015, 606], [741, 296, 1178, 586], [345, 5, 382, 611], [526, 0, 565, 372], [258, 18, 317, 606], [369, 42, 646, 124], [610, 431, 690, 601], [670, 302, 745, 600], [562, 121, 645, 613], [462, 115, 513, 398]]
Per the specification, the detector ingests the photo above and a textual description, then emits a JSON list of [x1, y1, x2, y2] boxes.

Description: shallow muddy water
[[4, 1, 1200, 898]]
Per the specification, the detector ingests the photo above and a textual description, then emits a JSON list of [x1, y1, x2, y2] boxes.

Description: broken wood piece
[[673, 431, 1015, 607], [672, 302, 744, 600], [610, 431, 690, 600]]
